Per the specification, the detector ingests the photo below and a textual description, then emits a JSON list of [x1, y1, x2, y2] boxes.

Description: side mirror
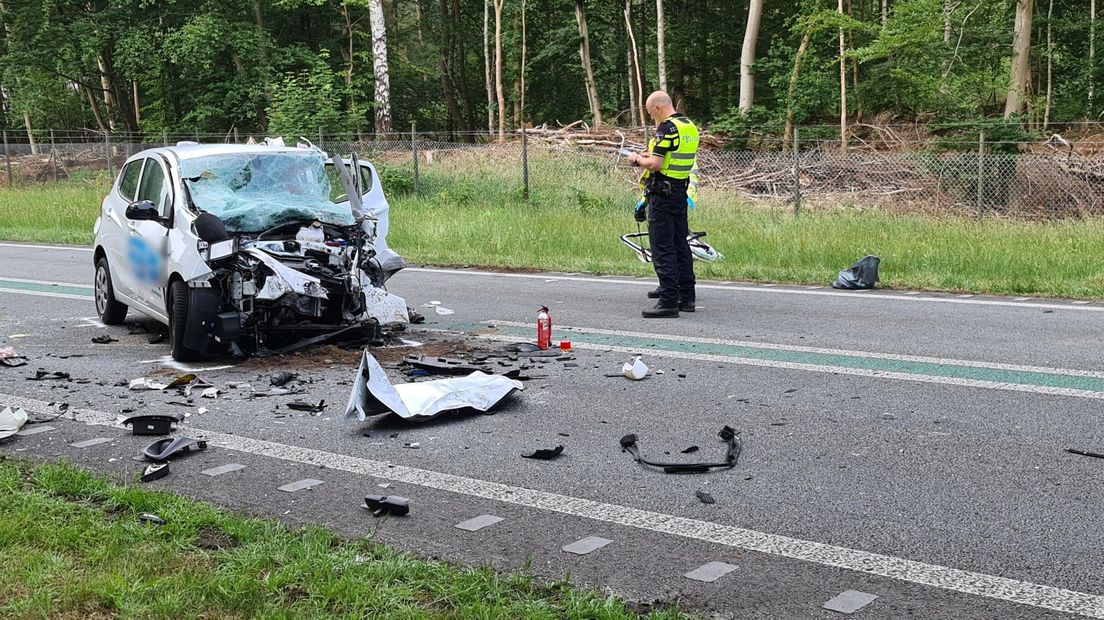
[[125, 200, 160, 221]]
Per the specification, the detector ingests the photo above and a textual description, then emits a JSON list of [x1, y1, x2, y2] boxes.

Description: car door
[[102, 158, 145, 303], [126, 157, 173, 314], [357, 161, 405, 277]]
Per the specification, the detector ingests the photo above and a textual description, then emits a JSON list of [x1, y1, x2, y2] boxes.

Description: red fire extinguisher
[[536, 306, 552, 350]]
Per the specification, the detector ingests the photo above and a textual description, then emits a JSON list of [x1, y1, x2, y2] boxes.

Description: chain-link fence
[[3, 127, 1103, 219]]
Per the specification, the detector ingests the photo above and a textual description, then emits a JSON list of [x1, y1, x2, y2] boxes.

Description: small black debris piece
[[695, 490, 716, 504], [404, 355, 487, 375], [147, 333, 167, 345], [1066, 448, 1104, 459], [26, 370, 70, 381], [0, 355, 28, 368], [139, 513, 166, 525], [363, 495, 410, 517], [91, 334, 118, 344], [681, 446, 700, 454], [270, 371, 298, 387], [501, 342, 541, 353], [127, 323, 150, 335], [140, 462, 170, 482], [408, 310, 426, 324], [123, 412, 185, 436], [522, 445, 564, 460], [287, 399, 326, 413]]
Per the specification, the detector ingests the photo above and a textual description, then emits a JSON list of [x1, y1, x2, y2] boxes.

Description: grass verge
[[0, 457, 685, 618], [1, 164, 1103, 298]]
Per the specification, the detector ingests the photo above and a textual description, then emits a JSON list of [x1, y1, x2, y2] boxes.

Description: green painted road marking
[[0, 279, 93, 298], [478, 323, 1104, 396]]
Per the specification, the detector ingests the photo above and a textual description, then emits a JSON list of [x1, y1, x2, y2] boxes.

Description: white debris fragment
[[363, 287, 409, 324], [0, 407, 28, 439], [197, 407, 209, 415], [434, 306, 455, 316], [201, 387, 220, 399], [622, 356, 648, 381], [129, 378, 168, 391]]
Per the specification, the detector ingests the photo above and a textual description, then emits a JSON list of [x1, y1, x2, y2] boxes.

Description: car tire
[[94, 258, 128, 325], [169, 280, 202, 362]]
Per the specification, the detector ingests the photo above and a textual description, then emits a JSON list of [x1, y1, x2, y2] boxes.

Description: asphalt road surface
[[1, 241, 1102, 619]]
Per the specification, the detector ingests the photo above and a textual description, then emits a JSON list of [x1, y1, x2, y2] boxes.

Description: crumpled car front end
[[177, 146, 409, 358]]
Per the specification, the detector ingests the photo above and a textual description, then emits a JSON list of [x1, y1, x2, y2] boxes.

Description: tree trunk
[[1091, 0, 1097, 115], [132, 81, 140, 127], [339, 3, 359, 132], [22, 110, 37, 155], [838, 0, 848, 151], [1004, 0, 1034, 118], [624, 0, 646, 125], [84, 85, 109, 132], [97, 53, 117, 131], [943, 0, 953, 44], [368, 0, 393, 133], [436, 0, 463, 131], [520, 0, 527, 124], [451, 0, 474, 128], [738, 0, 763, 111], [881, 0, 888, 26], [783, 28, 812, 149], [574, 1, 603, 127], [656, 0, 667, 91], [1043, 0, 1053, 128], [484, 0, 495, 133], [493, 0, 505, 141]]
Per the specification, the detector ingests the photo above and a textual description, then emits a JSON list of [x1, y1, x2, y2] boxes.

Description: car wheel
[[169, 280, 202, 362], [95, 258, 128, 325]]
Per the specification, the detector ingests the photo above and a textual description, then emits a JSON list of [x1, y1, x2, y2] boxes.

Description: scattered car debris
[[27, 370, 70, 381], [139, 513, 167, 525], [501, 342, 541, 353], [403, 442, 421, 449], [129, 377, 169, 391], [123, 412, 185, 436], [1066, 448, 1104, 459], [363, 495, 410, 517], [681, 446, 700, 454], [148, 333, 167, 345], [404, 355, 487, 375], [0, 406, 28, 439], [140, 462, 170, 482], [0, 346, 27, 367], [143, 437, 209, 462], [200, 387, 220, 399], [91, 334, 118, 344], [695, 490, 716, 504], [197, 407, 209, 415], [345, 350, 524, 422], [620, 426, 742, 474], [831, 255, 881, 290], [622, 356, 648, 380], [270, 371, 298, 387], [434, 306, 455, 316], [522, 445, 564, 460], [287, 399, 326, 413]]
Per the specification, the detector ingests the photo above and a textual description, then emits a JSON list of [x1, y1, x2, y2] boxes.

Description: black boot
[[679, 301, 696, 312], [647, 287, 661, 299], [642, 303, 679, 318]]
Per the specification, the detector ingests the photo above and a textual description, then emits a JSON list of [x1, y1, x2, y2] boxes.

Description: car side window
[[118, 160, 143, 202], [137, 159, 171, 215]]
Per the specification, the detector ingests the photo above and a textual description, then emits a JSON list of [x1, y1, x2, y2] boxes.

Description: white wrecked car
[[92, 139, 408, 361]]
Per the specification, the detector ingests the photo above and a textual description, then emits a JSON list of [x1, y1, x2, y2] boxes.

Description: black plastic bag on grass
[[831, 255, 880, 290]]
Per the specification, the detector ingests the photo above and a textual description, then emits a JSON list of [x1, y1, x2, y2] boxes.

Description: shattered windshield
[[181, 150, 355, 233]]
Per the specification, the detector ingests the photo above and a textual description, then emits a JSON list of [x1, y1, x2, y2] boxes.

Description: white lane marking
[[0, 242, 93, 252], [488, 320, 1104, 380], [470, 331, 1104, 400], [406, 267, 1104, 313], [0, 276, 93, 288], [2, 392, 1101, 619], [0, 287, 90, 302]]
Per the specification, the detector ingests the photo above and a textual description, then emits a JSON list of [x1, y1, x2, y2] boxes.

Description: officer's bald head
[[645, 91, 675, 122]]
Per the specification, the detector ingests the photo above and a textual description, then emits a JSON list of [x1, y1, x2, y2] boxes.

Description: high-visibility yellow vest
[[654, 116, 699, 180]]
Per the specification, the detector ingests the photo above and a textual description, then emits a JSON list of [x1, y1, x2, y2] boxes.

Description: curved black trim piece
[[123, 412, 185, 436], [141, 462, 170, 482], [363, 495, 410, 517], [620, 426, 741, 474]]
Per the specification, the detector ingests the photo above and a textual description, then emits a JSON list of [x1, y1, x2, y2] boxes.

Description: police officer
[[626, 91, 698, 318]]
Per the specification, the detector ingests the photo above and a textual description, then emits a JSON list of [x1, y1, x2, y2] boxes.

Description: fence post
[[3, 131, 12, 188], [411, 122, 419, 192], [233, 127, 239, 144], [521, 124, 530, 200], [976, 130, 985, 217], [318, 127, 324, 150], [162, 129, 168, 147], [792, 127, 802, 215], [50, 129, 58, 182], [105, 131, 113, 178]]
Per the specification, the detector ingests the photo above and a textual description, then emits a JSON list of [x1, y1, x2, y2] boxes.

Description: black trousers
[[648, 189, 696, 308]]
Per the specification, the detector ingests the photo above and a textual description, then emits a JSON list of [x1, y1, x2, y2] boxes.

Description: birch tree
[[656, 0, 667, 91], [493, 0, 505, 141], [368, 0, 392, 133], [574, 0, 602, 126], [738, 0, 764, 111], [624, 0, 645, 125], [1043, 0, 1053, 128], [838, 0, 848, 150], [484, 0, 495, 132]]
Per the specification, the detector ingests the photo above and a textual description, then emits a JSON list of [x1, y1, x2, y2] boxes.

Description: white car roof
[[140, 143, 319, 162]]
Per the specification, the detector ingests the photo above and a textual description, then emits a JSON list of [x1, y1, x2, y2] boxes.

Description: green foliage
[[266, 53, 348, 136]]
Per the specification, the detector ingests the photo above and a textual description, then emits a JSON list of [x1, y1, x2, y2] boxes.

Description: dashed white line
[[3, 392, 1101, 619], [0, 242, 93, 252]]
